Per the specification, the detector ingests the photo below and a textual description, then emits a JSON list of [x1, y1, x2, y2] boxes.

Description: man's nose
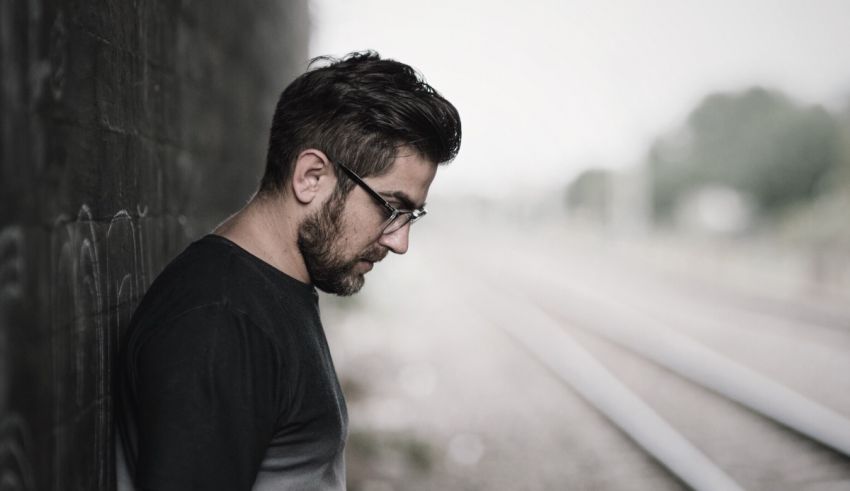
[[377, 223, 410, 254]]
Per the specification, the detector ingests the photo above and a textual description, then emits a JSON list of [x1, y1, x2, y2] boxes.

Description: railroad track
[[442, 227, 850, 490]]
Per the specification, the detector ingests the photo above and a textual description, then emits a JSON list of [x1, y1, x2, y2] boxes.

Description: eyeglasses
[[334, 161, 427, 235]]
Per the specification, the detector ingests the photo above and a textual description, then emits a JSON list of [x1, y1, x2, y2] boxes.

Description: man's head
[[260, 51, 461, 295], [260, 51, 461, 197]]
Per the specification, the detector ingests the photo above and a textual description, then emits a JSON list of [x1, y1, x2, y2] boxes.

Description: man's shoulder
[[137, 235, 248, 312], [141, 235, 307, 307], [127, 234, 319, 346]]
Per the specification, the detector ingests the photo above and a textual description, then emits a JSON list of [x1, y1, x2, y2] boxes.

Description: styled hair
[[259, 50, 462, 195]]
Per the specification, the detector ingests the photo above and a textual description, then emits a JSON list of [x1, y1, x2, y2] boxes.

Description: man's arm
[[128, 304, 284, 491]]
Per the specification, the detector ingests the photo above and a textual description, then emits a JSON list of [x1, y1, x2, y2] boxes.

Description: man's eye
[[378, 206, 395, 220]]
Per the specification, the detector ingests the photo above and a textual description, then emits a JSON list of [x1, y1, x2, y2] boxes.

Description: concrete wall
[[0, 1, 308, 489]]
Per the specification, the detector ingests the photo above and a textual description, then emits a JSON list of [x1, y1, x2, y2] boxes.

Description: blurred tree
[[564, 168, 612, 223], [646, 87, 843, 224], [837, 102, 850, 189]]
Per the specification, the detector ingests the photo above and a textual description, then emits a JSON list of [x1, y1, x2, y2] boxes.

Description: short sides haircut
[[259, 51, 462, 196]]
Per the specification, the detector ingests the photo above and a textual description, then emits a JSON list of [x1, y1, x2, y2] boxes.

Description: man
[[116, 51, 461, 490]]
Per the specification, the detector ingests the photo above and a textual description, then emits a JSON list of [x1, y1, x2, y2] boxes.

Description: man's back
[[116, 235, 347, 490]]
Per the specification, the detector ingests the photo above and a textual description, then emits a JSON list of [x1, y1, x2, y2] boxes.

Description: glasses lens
[[382, 213, 413, 234]]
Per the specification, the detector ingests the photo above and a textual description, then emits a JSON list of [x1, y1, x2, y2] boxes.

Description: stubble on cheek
[[297, 191, 373, 296]]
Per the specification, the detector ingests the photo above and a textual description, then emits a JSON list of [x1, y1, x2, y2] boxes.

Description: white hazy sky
[[308, 0, 850, 198]]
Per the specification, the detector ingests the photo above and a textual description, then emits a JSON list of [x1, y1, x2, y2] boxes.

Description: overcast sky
[[309, 0, 850, 198]]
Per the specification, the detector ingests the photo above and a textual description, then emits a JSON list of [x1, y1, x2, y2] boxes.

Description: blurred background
[[1, 1, 849, 490], [313, 1, 850, 490]]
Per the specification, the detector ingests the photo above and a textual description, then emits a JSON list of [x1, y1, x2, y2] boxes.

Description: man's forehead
[[379, 190, 423, 210], [386, 151, 437, 178], [371, 154, 437, 208]]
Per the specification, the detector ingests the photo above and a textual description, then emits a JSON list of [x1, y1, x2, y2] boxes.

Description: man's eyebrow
[[379, 191, 424, 210]]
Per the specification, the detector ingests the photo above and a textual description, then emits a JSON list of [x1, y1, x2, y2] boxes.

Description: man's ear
[[290, 149, 334, 205]]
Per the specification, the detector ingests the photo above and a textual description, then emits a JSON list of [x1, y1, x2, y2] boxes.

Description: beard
[[297, 191, 387, 296]]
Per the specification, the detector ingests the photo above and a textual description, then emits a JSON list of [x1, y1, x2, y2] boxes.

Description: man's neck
[[213, 193, 311, 284]]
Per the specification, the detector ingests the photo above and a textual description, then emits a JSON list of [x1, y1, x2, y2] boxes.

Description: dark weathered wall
[[0, 1, 308, 489]]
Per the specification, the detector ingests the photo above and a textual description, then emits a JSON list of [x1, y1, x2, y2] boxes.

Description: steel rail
[[472, 278, 747, 491], [521, 266, 850, 459]]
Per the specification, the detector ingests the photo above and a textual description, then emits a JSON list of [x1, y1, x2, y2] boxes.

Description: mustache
[[361, 247, 388, 263]]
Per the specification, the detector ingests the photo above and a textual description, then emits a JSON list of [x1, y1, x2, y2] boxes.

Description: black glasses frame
[[334, 161, 427, 234]]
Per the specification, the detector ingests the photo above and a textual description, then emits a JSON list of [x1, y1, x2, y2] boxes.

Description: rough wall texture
[[0, 1, 308, 489]]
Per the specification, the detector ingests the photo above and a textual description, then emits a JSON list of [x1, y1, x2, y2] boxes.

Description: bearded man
[[115, 51, 461, 491]]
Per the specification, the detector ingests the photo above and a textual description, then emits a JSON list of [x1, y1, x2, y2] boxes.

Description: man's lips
[[358, 250, 387, 272], [361, 249, 388, 264]]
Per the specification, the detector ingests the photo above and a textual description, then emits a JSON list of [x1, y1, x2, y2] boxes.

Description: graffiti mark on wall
[[49, 204, 155, 491], [0, 414, 35, 491], [0, 225, 24, 411], [107, 209, 139, 338], [0, 227, 24, 305], [0, 228, 34, 489]]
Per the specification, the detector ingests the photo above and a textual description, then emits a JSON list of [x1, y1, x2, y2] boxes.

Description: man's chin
[[355, 259, 375, 273], [313, 269, 366, 297]]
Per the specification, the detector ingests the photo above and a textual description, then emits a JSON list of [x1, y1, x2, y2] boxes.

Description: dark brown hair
[[259, 51, 462, 195]]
